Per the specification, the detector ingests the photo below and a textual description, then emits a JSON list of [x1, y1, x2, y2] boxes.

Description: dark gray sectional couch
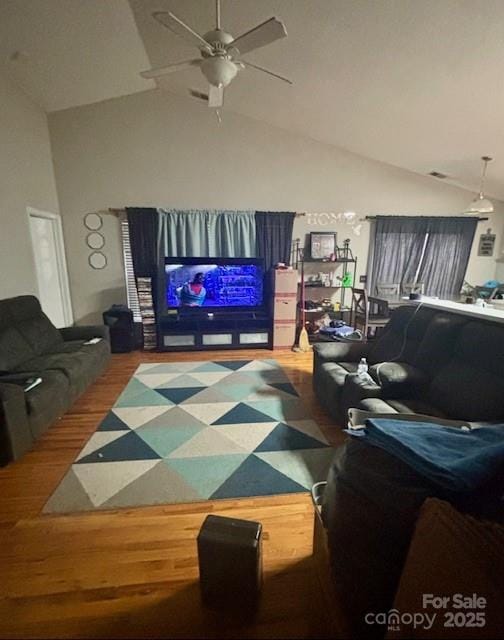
[[0, 295, 111, 463], [313, 304, 504, 426], [314, 305, 504, 637]]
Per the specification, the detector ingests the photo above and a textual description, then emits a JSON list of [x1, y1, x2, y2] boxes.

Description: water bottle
[[357, 357, 368, 378]]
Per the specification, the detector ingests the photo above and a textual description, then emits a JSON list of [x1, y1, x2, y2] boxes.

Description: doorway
[[27, 208, 73, 327]]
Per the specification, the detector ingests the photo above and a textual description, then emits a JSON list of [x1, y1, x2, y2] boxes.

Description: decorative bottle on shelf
[[357, 357, 368, 378]]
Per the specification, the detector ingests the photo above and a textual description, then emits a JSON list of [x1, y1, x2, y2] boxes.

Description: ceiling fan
[[140, 0, 292, 108]]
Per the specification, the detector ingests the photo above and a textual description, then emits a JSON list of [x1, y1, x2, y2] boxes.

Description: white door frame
[[26, 207, 74, 326]]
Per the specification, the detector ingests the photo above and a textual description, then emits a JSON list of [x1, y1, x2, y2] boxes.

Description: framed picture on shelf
[[309, 232, 337, 260]]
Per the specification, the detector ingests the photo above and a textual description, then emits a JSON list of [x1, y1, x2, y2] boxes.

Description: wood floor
[[0, 349, 346, 639]]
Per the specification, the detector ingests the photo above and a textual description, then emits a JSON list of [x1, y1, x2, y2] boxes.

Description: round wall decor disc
[[86, 231, 105, 249], [88, 251, 107, 269], [84, 212, 103, 230]]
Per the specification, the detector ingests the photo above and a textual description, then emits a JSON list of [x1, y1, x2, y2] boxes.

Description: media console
[[157, 310, 272, 351]]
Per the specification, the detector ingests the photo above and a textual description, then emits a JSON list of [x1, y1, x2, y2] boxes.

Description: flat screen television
[[163, 258, 264, 312]]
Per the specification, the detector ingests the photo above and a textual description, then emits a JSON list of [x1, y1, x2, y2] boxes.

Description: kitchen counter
[[409, 297, 504, 324]]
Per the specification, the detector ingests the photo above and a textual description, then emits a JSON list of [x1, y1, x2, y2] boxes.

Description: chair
[[492, 285, 504, 300], [375, 282, 400, 297], [402, 282, 425, 296], [351, 288, 390, 338], [474, 285, 498, 300]]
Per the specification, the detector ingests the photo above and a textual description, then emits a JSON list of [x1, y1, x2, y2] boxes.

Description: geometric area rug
[[43, 359, 334, 514]]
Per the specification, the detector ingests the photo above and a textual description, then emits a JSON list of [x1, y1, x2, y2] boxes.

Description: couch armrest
[[313, 342, 370, 366], [0, 383, 33, 462], [60, 325, 110, 343], [347, 408, 471, 430]]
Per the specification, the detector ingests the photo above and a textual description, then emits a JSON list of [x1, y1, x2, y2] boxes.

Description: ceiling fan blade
[[153, 11, 212, 53], [241, 60, 292, 85], [140, 59, 202, 79], [208, 84, 224, 108], [227, 17, 287, 55]]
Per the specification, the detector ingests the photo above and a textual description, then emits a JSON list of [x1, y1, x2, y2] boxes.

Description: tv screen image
[[165, 262, 263, 309]]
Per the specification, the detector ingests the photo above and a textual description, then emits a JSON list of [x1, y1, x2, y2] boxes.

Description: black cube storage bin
[[197, 514, 263, 609], [102, 305, 135, 353]]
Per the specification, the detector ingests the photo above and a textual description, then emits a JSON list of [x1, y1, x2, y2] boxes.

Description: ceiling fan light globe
[[201, 57, 237, 88], [465, 194, 494, 214]]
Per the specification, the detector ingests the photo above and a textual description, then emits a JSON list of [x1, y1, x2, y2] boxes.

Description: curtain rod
[[107, 209, 486, 222], [362, 215, 489, 222], [106, 208, 305, 217]]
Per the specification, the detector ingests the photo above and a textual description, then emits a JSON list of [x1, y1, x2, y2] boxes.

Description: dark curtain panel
[[126, 207, 158, 277], [368, 216, 430, 295], [419, 217, 478, 297], [255, 211, 296, 273]]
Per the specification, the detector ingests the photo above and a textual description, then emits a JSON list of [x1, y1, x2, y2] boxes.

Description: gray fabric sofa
[[0, 295, 111, 463], [313, 304, 504, 426]]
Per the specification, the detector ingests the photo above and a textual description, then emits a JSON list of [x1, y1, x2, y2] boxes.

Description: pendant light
[[465, 156, 494, 214]]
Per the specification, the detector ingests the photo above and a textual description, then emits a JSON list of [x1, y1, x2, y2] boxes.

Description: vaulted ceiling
[[2, 0, 504, 199]]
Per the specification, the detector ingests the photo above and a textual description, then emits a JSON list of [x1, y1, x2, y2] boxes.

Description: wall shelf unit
[[295, 238, 358, 343], [296, 239, 358, 313]]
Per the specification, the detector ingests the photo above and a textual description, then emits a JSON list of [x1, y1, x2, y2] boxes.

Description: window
[[368, 217, 478, 298]]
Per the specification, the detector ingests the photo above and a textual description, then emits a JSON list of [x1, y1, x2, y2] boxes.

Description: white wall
[[48, 88, 504, 323], [0, 73, 60, 300]]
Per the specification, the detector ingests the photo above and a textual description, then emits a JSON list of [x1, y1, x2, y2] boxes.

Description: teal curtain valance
[[157, 209, 256, 258]]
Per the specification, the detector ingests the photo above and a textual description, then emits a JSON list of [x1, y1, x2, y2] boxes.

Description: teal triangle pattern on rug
[[44, 359, 333, 514], [97, 411, 131, 432], [192, 361, 233, 373], [155, 374, 206, 389], [268, 382, 299, 397], [135, 422, 205, 458], [254, 422, 329, 452], [255, 448, 336, 490], [212, 402, 278, 425], [165, 454, 248, 498], [115, 381, 174, 407], [210, 454, 306, 499], [214, 360, 251, 371], [76, 430, 161, 464], [155, 387, 204, 404], [213, 382, 260, 401], [244, 398, 308, 422], [114, 377, 151, 406]]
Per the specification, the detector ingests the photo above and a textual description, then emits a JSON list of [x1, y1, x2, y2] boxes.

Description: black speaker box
[[197, 514, 262, 609], [102, 305, 135, 353]]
